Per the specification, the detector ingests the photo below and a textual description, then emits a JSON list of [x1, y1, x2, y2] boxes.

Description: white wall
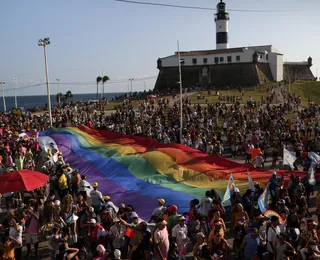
[[269, 53, 283, 82], [161, 49, 256, 67]]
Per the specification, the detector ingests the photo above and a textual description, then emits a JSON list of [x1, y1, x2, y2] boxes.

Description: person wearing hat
[[154, 219, 170, 260], [93, 244, 108, 260], [266, 215, 280, 258], [167, 205, 180, 233], [172, 215, 189, 255], [148, 198, 166, 223], [88, 218, 108, 254], [90, 182, 104, 213], [113, 249, 122, 260], [102, 195, 116, 215]]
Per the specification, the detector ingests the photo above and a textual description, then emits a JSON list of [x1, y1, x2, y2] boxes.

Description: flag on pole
[[222, 173, 235, 203], [283, 147, 297, 170], [309, 165, 316, 186], [258, 183, 270, 213], [248, 171, 255, 192], [308, 152, 320, 166]]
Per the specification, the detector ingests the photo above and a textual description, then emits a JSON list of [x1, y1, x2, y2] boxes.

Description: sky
[[1, 0, 319, 96]]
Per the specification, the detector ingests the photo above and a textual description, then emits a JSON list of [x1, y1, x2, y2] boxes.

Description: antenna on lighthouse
[[215, 0, 229, 49]]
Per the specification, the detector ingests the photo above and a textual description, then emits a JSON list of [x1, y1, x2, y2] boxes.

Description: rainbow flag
[[42, 125, 312, 219]]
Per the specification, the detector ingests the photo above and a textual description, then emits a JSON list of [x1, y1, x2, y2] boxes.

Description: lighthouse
[[215, 0, 229, 49]]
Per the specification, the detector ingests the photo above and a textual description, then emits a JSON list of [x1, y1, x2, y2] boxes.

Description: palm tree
[[102, 75, 110, 98], [65, 90, 73, 99], [96, 76, 102, 99]]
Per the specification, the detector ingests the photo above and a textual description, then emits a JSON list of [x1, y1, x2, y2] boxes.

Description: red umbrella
[[0, 170, 49, 194]]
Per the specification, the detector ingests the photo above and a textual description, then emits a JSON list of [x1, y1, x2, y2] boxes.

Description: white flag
[[309, 165, 316, 185], [283, 147, 297, 170], [223, 173, 235, 203], [248, 171, 255, 192]]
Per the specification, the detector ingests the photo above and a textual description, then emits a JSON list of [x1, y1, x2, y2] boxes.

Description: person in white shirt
[[149, 198, 165, 223], [172, 216, 189, 255], [199, 191, 213, 217], [90, 182, 104, 213], [267, 216, 281, 257]]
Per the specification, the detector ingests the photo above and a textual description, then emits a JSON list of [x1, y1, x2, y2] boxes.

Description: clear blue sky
[[1, 0, 319, 96]]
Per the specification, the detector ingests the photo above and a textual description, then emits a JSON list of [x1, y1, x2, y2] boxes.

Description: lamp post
[[38, 38, 52, 127], [13, 78, 18, 108], [56, 79, 60, 105], [0, 81, 6, 112], [177, 41, 183, 144], [129, 78, 134, 97]]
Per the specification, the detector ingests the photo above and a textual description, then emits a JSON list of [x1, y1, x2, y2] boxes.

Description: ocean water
[[0, 92, 125, 112]]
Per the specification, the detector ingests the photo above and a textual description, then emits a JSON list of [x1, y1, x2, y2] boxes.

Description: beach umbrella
[[0, 170, 49, 194]]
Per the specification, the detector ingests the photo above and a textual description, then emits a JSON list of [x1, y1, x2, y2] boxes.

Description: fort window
[[214, 57, 219, 64], [227, 56, 232, 63], [266, 54, 268, 60], [192, 58, 197, 65], [203, 58, 208, 64], [220, 57, 224, 62], [236, 56, 240, 61]]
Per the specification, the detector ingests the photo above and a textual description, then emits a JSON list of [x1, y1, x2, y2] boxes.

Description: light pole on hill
[[38, 37, 53, 127], [56, 79, 60, 105], [129, 78, 134, 97], [13, 78, 18, 108], [0, 81, 6, 112], [177, 41, 184, 144]]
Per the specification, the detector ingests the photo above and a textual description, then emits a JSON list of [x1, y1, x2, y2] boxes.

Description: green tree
[[102, 75, 110, 98], [65, 90, 73, 99], [96, 76, 102, 99], [56, 90, 73, 104]]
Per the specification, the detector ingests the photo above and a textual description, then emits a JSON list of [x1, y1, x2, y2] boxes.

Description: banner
[[283, 148, 296, 170], [258, 183, 269, 213], [222, 173, 235, 203]]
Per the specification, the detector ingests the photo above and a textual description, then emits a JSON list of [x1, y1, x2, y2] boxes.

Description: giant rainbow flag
[[42, 125, 311, 220]]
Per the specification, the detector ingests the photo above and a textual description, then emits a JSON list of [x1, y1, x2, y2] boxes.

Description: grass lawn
[[286, 81, 320, 106], [189, 85, 272, 104]]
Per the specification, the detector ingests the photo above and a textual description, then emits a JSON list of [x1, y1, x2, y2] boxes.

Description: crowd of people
[[0, 85, 319, 259]]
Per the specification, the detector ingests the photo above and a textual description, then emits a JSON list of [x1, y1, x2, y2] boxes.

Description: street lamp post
[[56, 79, 60, 105], [38, 38, 52, 127], [13, 78, 18, 108], [177, 41, 183, 144], [129, 78, 134, 97], [0, 81, 6, 112]]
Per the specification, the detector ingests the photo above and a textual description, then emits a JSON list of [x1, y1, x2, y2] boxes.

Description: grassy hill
[[287, 81, 320, 106]]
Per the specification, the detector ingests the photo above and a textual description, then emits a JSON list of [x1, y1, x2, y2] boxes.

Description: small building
[[154, 1, 315, 90]]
